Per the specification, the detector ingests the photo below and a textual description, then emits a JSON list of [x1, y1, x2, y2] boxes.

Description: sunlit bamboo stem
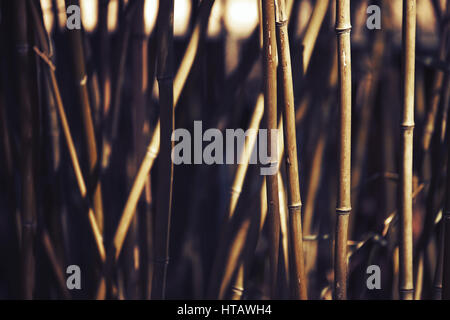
[[275, 0, 307, 300], [262, 0, 281, 298], [399, 0, 416, 300], [334, 0, 352, 300]]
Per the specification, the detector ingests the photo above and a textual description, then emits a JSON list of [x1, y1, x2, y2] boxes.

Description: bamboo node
[[400, 288, 414, 293], [288, 203, 302, 213], [335, 25, 352, 34], [231, 286, 244, 293], [336, 207, 352, 215], [400, 124, 415, 130], [275, 20, 288, 27]]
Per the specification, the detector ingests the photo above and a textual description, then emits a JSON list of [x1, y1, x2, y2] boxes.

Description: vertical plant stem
[[399, 0, 416, 300], [275, 0, 307, 300], [262, 0, 280, 299], [67, 0, 104, 233], [13, 0, 37, 300], [334, 0, 352, 300], [151, 0, 174, 300]]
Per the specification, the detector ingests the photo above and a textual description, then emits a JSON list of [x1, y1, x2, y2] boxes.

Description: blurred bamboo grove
[[0, 0, 449, 300]]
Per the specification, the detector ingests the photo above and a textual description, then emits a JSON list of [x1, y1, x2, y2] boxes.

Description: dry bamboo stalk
[[13, 0, 37, 299], [334, 0, 352, 300], [275, 0, 307, 299], [151, 0, 175, 300], [277, 172, 290, 291], [262, 0, 281, 299], [398, 0, 416, 301], [67, 0, 104, 233]]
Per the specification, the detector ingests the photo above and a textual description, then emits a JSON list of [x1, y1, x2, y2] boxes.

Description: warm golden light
[[224, 0, 258, 39], [80, 0, 98, 32], [294, 0, 312, 38], [174, 0, 192, 37], [56, 0, 67, 30], [207, 0, 223, 39], [144, 0, 159, 36], [40, 0, 54, 34], [107, 0, 119, 33]]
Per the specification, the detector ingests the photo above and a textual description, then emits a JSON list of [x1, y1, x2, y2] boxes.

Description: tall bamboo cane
[[262, 0, 280, 298], [399, 0, 416, 301], [334, 0, 352, 300], [13, 0, 37, 300], [275, 0, 307, 300], [151, 0, 174, 300]]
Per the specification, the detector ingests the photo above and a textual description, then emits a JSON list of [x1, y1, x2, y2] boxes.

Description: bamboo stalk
[[275, 0, 307, 300], [262, 0, 280, 298], [151, 0, 175, 300], [399, 0, 416, 300], [12, 0, 37, 299], [334, 0, 352, 300]]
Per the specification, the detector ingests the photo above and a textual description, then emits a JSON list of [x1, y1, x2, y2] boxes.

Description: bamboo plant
[[262, 0, 281, 299], [275, 0, 307, 300], [152, 0, 175, 300], [399, 0, 416, 300], [334, 0, 352, 300]]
